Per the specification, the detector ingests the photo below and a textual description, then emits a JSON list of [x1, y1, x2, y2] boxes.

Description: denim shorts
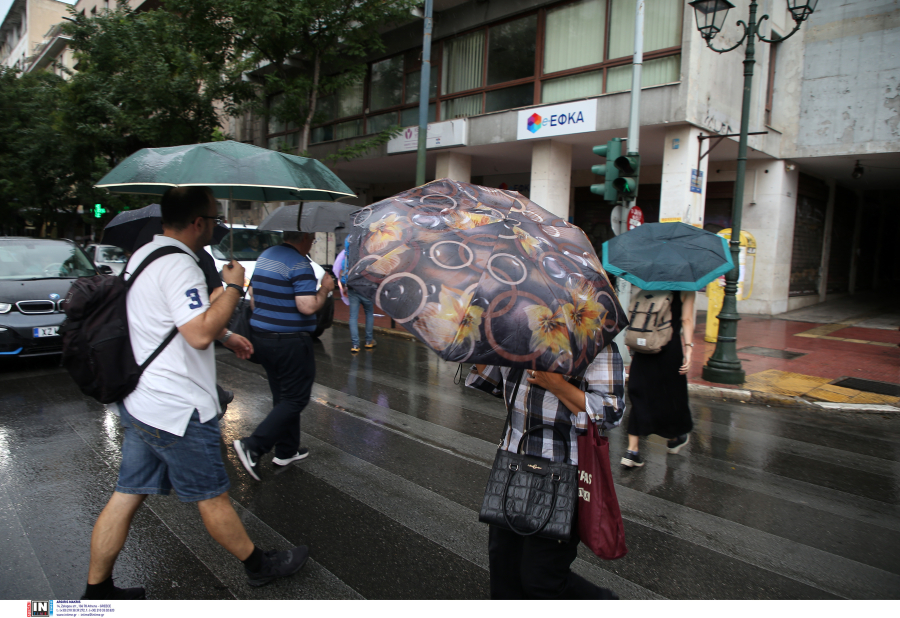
[[116, 404, 230, 502]]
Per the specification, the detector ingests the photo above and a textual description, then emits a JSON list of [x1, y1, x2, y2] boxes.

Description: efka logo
[[526, 110, 587, 134], [27, 601, 52, 617]]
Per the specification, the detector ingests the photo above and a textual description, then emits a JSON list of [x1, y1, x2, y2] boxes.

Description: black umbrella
[[102, 204, 228, 252]]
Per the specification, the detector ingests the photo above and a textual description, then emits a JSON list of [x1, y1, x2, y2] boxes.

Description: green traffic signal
[[590, 138, 623, 202], [613, 153, 640, 198], [92, 203, 107, 218]]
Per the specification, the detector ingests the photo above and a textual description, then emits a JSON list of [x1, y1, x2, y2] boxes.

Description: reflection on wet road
[[1, 326, 899, 599]]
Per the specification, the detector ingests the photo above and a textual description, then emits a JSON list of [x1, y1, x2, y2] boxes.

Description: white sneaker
[[272, 448, 309, 467]]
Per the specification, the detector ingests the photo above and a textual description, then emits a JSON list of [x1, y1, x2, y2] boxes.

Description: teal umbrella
[[602, 222, 734, 291], [95, 140, 354, 202]]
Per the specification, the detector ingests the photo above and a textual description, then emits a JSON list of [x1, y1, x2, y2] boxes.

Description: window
[[442, 30, 484, 95], [608, 0, 683, 59], [370, 56, 404, 111], [487, 15, 537, 85], [400, 104, 436, 127], [765, 36, 781, 126], [544, 0, 606, 74], [306, 0, 682, 141]]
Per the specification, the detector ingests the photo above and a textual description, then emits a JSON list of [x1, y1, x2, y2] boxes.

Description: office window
[[405, 66, 439, 104], [367, 112, 397, 134], [541, 70, 604, 103], [487, 14, 537, 85], [765, 38, 780, 126], [608, 0, 683, 59], [486, 83, 534, 113], [544, 0, 606, 74], [606, 55, 680, 92], [370, 56, 404, 111], [400, 104, 436, 127], [442, 30, 484, 95], [442, 94, 482, 120]]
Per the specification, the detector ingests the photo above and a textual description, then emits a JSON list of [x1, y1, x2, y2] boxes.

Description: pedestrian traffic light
[[92, 204, 107, 218], [613, 153, 640, 198], [590, 138, 624, 202]]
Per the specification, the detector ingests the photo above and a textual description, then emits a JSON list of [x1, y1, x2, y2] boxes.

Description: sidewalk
[[332, 295, 900, 410]]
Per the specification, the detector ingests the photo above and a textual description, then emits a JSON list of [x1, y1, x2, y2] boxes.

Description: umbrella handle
[[229, 187, 234, 262]]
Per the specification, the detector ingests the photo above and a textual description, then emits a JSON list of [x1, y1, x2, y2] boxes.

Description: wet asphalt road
[[1, 325, 899, 600]]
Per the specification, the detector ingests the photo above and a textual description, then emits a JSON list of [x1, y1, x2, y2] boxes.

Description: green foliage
[[167, 0, 416, 153]]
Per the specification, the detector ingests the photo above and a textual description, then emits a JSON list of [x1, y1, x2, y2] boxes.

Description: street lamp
[[689, 0, 817, 385]]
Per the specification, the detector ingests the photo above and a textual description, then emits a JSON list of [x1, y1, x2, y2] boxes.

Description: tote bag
[[577, 423, 628, 559]]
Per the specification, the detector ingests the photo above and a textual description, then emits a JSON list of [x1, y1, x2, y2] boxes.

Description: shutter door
[[789, 175, 828, 297]]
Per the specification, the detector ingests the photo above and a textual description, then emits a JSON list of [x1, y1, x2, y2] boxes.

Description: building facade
[[230, 0, 899, 315], [0, 0, 71, 71]]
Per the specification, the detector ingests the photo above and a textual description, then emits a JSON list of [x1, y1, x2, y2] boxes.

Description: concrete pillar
[[530, 140, 572, 219], [818, 179, 836, 303], [740, 160, 800, 315], [659, 125, 709, 225], [434, 151, 471, 183]]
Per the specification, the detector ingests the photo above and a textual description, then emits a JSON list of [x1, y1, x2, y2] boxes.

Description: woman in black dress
[[621, 290, 695, 467]]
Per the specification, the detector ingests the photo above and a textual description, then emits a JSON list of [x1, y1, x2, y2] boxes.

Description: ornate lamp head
[[689, 0, 735, 42], [786, 0, 819, 24]]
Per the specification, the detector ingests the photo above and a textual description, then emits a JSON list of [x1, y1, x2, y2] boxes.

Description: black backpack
[[59, 246, 186, 404]]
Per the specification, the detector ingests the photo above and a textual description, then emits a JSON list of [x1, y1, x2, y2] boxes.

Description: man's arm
[[294, 275, 334, 315], [179, 261, 245, 349]]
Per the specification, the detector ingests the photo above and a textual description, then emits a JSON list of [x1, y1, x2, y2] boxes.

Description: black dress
[[626, 292, 693, 439]]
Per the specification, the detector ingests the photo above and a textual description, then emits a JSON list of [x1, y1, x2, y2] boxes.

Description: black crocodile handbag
[[478, 370, 577, 541]]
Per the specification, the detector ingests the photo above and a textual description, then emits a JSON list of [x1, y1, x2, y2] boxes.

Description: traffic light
[[590, 138, 623, 202], [92, 204, 107, 219], [613, 153, 640, 198]]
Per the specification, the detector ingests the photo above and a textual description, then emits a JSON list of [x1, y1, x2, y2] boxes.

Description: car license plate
[[33, 326, 59, 338]]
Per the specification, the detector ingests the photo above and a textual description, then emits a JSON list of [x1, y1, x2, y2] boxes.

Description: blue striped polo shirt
[[249, 244, 318, 333]]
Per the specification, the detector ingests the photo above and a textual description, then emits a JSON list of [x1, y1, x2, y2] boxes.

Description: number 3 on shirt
[[185, 288, 203, 310]]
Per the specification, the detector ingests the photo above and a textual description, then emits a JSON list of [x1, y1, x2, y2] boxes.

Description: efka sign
[[516, 100, 596, 140], [387, 119, 468, 154]]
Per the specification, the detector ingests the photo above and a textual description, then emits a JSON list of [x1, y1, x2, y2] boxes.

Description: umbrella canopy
[[345, 179, 627, 375], [95, 140, 355, 202], [601, 222, 734, 291], [102, 203, 228, 252], [257, 202, 360, 233]]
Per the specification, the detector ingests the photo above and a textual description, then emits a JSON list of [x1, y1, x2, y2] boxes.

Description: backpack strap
[[123, 245, 191, 371]]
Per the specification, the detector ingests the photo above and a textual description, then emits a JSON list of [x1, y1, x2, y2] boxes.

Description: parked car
[[0, 237, 99, 357], [206, 225, 334, 338], [84, 243, 128, 275]]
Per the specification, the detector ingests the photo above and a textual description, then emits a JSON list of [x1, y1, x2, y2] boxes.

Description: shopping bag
[[577, 422, 627, 559]]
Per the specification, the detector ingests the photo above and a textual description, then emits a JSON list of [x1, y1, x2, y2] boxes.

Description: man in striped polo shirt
[[233, 231, 334, 481]]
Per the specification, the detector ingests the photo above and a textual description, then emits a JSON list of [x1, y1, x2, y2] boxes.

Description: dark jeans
[[244, 333, 315, 459], [488, 521, 614, 600]]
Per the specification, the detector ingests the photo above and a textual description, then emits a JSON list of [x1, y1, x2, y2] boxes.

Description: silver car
[[85, 244, 128, 275]]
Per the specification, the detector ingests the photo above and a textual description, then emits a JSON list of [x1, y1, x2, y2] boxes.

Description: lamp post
[[690, 0, 817, 385]]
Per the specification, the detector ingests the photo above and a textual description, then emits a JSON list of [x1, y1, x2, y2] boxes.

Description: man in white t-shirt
[[82, 187, 309, 600]]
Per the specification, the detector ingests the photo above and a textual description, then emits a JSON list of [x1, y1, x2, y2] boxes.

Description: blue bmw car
[[0, 237, 101, 358]]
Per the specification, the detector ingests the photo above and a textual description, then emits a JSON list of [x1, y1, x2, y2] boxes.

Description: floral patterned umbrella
[[345, 179, 627, 375]]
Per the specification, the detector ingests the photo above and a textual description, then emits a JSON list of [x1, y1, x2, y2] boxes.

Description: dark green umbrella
[[601, 222, 733, 291], [95, 140, 354, 202]]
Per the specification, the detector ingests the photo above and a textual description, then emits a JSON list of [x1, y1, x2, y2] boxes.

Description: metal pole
[[613, 0, 644, 368], [702, 0, 758, 385], [415, 0, 433, 187]]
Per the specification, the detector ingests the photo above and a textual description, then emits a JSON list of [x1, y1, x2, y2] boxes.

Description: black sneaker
[[620, 451, 644, 468], [217, 387, 234, 420], [233, 439, 261, 481], [667, 434, 690, 455], [272, 447, 309, 467], [245, 546, 309, 587]]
